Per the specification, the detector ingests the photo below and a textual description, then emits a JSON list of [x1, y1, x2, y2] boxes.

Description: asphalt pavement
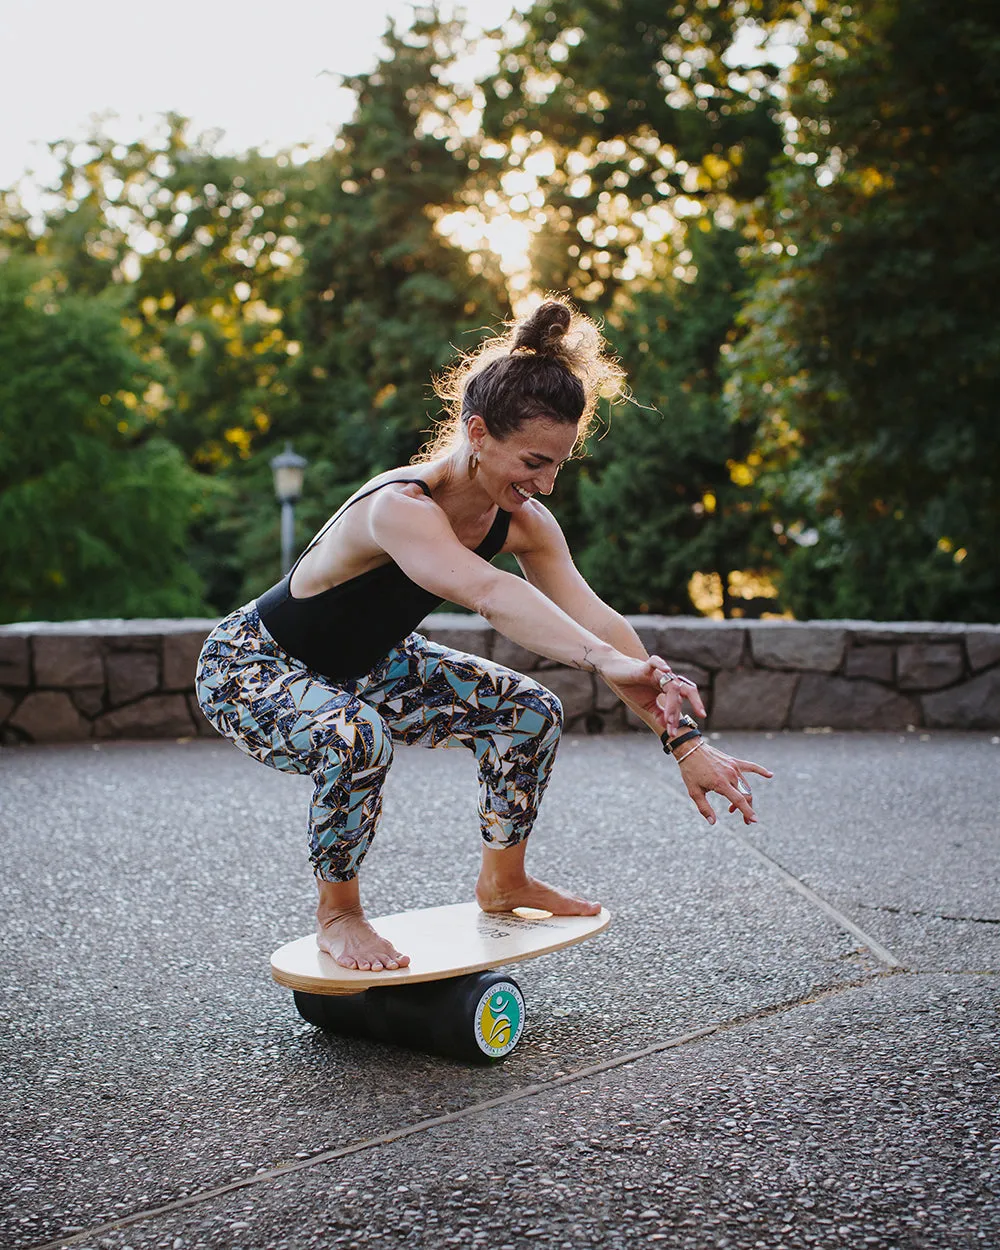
[[1, 729, 997, 1249]]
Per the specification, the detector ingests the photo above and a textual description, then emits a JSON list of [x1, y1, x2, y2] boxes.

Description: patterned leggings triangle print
[[195, 606, 563, 881]]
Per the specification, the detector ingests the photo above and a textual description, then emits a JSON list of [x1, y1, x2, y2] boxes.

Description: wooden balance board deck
[[270, 901, 611, 996]]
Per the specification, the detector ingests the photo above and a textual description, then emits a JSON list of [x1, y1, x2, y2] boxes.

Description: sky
[[0, 0, 526, 191]]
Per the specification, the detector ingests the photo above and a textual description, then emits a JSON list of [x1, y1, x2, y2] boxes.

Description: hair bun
[[512, 301, 572, 356]]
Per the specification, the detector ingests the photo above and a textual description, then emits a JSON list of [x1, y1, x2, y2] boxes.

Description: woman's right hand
[[677, 741, 774, 826]]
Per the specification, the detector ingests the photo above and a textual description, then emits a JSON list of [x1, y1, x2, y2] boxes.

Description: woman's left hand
[[600, 653, 706, 737], [676, 741, 774, 826]]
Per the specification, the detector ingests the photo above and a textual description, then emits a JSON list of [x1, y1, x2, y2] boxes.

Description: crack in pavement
[[855, 902, 1000, 926], [29, 971, 899, 1250]]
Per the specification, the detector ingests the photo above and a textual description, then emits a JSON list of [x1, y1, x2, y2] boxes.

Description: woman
[[196, 300, 772, 973]]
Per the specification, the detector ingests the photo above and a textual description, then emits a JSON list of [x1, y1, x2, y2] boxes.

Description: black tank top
[[256, 478, 511, 683]]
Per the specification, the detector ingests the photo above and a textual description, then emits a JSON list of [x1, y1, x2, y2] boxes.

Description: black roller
[[293, 970, 525, 1062]]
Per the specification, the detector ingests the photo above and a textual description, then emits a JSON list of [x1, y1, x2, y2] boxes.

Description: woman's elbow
[[469, 570, 506, 622]]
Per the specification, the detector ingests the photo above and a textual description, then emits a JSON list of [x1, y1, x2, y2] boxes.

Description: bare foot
[[475, 873, 601, 917], [316, 906, 411, 972]]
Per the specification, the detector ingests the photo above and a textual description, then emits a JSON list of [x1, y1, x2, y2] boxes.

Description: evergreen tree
[[0, 259, 208, 622], [728, 0, 1000, 620], [228, 14, 510, 604], [577, 226, 776, 614]]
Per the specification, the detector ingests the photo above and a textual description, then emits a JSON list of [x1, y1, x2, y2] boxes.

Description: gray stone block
[[844, 645, 895, 683], [578, 707, 629, 735], [104, 633, 161, 651], [94, 695, 196, 740], [655, 621, 746, 670], [629, 620, 661, 655], [534, 668, 595, 724], [187, 693, 221, 737], [0, 635, 30, 687], [107, 651, 160, 706], [789, 675, 919, 731], [34, 635, 103, 687], [966, 627, 1000, 673], [162, 631, 210, 691], [0, 690, 16, 725], [922, 669, 1000, 729], [491, 637, 543, 673], [9, 691, 90, 742], [749, 623, 846, 673], [851, 622, 966, 644], [71, 687, 105, 717], [711, 670, 798, 731], [897, 642, 964, 691], [419, 614, 494, 662]]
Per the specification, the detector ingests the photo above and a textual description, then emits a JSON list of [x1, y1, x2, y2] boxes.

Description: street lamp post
[[269, 441, 309, 576]]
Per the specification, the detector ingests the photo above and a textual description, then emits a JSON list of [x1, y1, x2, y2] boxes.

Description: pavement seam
[[855, 902, 1000, 926], [30, 970, 897, 1250], [656, 775, 906, 969], [722, 829, 906, 969]]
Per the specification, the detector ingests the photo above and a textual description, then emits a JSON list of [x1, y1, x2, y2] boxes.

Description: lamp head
[[270, 441, 308, 504]]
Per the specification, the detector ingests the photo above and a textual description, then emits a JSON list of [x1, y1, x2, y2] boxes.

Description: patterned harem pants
[[195, 604, 563, 882]]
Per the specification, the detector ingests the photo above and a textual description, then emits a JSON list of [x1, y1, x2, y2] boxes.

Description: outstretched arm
[[369, 488, 665, 686], [510, 502, 700, 729], [511, 501, 773, 825]]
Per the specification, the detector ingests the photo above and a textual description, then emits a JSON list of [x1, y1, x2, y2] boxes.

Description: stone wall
[[1, 615, 998, 744]]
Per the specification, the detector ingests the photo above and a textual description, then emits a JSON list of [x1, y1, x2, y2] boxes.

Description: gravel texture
[[1, 730, 997, 1249]]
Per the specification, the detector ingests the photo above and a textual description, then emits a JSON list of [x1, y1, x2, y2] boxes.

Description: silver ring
[[658, 672, 677, 688], [735, 777, 752, 797]]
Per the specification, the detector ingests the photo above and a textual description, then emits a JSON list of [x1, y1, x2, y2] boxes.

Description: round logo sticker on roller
[[474, 982, 525, 1057]]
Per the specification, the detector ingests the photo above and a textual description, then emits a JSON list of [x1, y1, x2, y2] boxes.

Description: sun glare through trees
[[1, 0, 996, 625]]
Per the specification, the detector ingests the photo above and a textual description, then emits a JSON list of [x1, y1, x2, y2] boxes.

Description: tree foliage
[[0, 258, 208, 622], [2, 0, 996, 624], [480, 0, 801, 302], [728, 0, 1000, 620], [577, 225, 776, 613]]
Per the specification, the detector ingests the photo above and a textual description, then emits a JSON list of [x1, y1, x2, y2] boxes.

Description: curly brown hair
[[414, 296, 627, 462]]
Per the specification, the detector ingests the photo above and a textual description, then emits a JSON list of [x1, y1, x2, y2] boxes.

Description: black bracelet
[[661, 728, 701, 756], [660, 715, 701, 755]]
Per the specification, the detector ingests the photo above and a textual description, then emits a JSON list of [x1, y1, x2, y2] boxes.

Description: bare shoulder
[[368, 476, 441, 523], [506, 499, 569, 556], [367, 475, 455, 546]]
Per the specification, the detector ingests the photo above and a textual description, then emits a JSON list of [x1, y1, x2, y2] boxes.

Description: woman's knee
[[317, 700, 393, 774], [512, 678, 563, 748], [536, 684, 564, 736]]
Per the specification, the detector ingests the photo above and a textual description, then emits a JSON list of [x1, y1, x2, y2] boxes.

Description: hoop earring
[[467, 451, 480, 480]]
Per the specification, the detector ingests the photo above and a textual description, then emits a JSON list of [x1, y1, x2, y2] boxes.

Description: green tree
[[728, 0, 1000, 620], [479, 0, 802, 302], [1, 117, 305, 469], [0, 258, 208, 623], [217, 14, 511, 604], [457, 0, 800, 609], [573, 225, 776, 613]]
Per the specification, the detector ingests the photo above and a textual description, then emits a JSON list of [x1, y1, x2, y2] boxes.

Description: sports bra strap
[[288, 478, 431, 578]]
